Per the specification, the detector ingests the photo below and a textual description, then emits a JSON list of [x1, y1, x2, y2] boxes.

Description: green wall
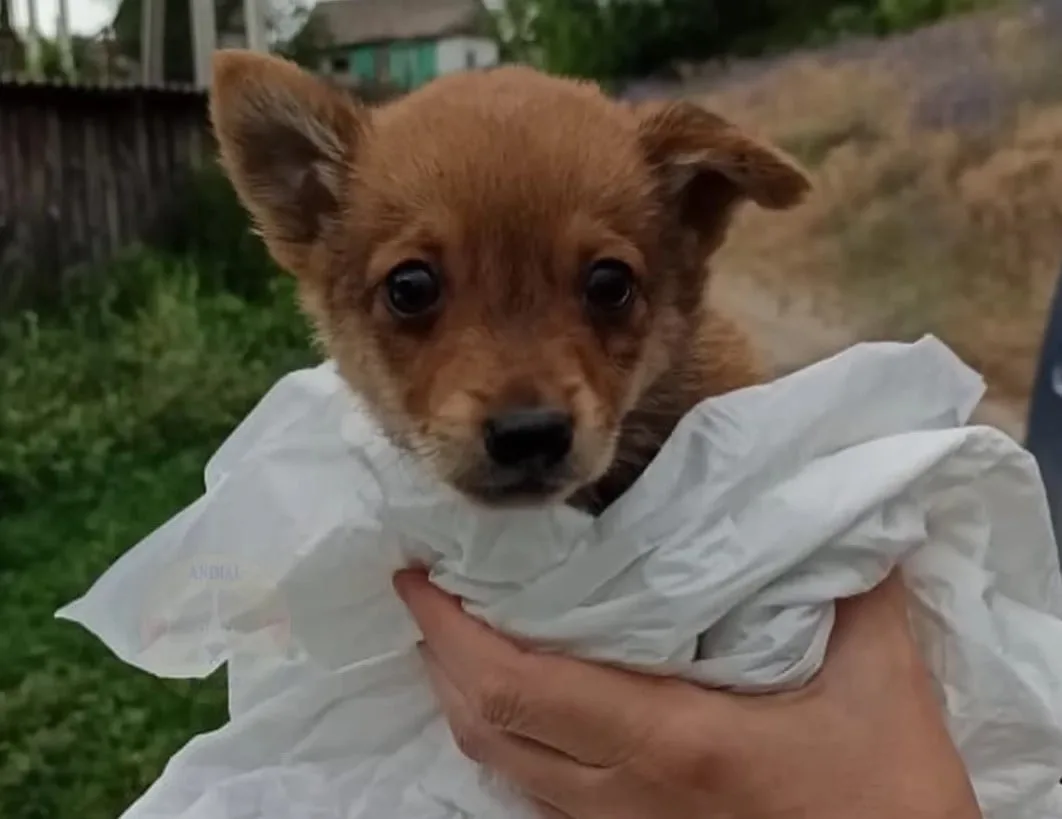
[[347, 40, 438, 89], [351, 46, 375, 81]]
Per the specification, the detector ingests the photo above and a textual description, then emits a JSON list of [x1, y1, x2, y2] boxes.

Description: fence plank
[[0, 81, 211, 310]]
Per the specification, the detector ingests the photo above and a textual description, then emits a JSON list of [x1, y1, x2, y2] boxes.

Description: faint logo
[[138, 554, 293, 662]]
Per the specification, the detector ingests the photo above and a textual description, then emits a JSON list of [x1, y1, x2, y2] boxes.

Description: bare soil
[[713, 271, 1028, 440]]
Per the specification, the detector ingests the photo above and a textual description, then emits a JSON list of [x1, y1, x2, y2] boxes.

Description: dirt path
[[713, 272, 1028, 440]]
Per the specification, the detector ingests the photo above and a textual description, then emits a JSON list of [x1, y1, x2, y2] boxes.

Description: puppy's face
[[211, 53, 809, 507]]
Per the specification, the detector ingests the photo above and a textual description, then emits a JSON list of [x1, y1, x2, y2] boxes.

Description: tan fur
[[210, 51, 810, 513]]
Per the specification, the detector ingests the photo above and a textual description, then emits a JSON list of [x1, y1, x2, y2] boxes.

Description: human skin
[[393, 570, 982, 819]]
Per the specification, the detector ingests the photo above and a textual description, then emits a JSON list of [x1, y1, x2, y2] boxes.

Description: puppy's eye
[[584, 259, 635, 312], [384, 261, 442, 317]]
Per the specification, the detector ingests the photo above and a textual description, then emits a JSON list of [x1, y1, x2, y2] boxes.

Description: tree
[[487, 0, 780, 82], [490, 0, 1003, 83], [487, 0, 668, 81], [35, 35, 106, 81], [270, 1, 332, 67], [109, 0, 325, 83]]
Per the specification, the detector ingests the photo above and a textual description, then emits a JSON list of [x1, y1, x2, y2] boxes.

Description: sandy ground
[[713, 272, 1029, 440]]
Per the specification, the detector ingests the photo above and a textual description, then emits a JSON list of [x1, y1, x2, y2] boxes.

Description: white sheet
[[57, 335, 1062, 818]]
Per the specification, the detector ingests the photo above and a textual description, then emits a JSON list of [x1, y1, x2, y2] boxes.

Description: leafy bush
[[150, 162, 282, 302], [488, 0, 1004, 81], [0, 164, 318, 818], [0, 256, 311, 515]]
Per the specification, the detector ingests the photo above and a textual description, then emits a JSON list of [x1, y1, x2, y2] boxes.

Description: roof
[[309, 0, 488, 45], [0, 74, 204, 97]]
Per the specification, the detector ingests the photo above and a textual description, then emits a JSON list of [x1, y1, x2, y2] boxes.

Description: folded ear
[[210, 50, 367, 275], [635, 101, 810, 251]]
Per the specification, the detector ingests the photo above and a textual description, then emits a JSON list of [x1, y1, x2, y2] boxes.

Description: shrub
[[149, 162, 283, 302], [488, 0, 1006, 82], [0, 173, 317, 818], [0, 251, 312, 516]]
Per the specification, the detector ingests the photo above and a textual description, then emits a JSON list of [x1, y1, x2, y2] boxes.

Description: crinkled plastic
[[57, 335, 1062, 818]]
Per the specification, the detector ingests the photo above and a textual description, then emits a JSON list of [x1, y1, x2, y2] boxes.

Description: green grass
[[0, 240, 317, 818]]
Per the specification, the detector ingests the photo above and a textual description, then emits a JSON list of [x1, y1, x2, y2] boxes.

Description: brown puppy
[[210, 51, 810, 514]]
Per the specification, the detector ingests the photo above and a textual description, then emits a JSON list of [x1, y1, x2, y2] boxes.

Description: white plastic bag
[[58, 335, 1062, 818]]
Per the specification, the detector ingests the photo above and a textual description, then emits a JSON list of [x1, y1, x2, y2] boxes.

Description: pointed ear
[[635, 101, 810, 250], [209, 50, 367, 275]]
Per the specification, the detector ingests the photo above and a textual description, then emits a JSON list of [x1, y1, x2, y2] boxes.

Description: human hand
[[393, 570, 982, 819]]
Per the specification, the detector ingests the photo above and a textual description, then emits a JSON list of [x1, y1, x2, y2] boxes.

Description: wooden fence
[[0, 79, 212, 309]]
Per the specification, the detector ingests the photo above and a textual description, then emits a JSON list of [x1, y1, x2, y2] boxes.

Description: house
[[308, 0, 500, 92]]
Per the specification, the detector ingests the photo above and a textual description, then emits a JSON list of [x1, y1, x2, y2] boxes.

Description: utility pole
[[56, 0, 74, 78], [244, 0, 268, 53], [24, 0, 41, 79], [140, 0, 167, 84], [189, 0, 217, 89], [189, 1, 268, 88]]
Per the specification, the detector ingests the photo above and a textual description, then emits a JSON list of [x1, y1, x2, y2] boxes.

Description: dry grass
[[698, 1, 1062, 408]]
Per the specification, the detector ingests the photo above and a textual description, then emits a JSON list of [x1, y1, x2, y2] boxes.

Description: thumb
[[396, 569, 671, 766], [821, 569, 925, 685]]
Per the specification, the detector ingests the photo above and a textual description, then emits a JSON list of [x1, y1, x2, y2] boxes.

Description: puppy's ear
[[635, 101, 810, 250], [210, 50, 367, 275]]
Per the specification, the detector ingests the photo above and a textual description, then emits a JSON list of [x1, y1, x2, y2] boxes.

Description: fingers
[[420, 642, 604, 818], [837, 568, 908, 620], [530, 800, 572, 819], [832, 568, 911, 647], [394, 569, 522, 684], [395, 570, 662, 766], [823, 567, 927, 688]]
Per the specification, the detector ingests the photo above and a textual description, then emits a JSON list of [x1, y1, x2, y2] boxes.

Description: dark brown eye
[[584, 259, 635, 312], [384, 261, 442, 317]]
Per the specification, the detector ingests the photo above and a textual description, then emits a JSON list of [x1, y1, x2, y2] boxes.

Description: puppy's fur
[[210, 52, 810, 513]]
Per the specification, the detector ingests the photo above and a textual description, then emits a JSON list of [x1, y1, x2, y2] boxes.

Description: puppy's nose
[[483, 408, 574, 469]]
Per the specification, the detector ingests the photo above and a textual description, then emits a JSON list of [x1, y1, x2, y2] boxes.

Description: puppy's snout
[[483, 407, 574, 469]]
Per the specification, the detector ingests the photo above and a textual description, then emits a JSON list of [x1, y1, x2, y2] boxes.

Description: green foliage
[[809, 0, 996, 41], [272, 0, 334, 67], [488, 0, 722, 81], [0, 167, 317, 818], [31, 36, 105, 82], [151, 161, 283, 301], [489, 0, 1003, 82], [0, 257, 310, 514]]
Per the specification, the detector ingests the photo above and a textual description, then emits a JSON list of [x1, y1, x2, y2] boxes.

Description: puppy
[[210, 52, 810, 514]]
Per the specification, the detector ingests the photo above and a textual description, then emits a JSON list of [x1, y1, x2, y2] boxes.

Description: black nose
[[483, 408, 574, 469]]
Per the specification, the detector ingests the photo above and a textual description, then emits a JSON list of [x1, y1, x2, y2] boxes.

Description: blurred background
[[0, 1, 1059, 816]]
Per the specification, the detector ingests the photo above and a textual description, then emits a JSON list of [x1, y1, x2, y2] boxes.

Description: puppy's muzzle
[[482, 407, 574, 472]]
